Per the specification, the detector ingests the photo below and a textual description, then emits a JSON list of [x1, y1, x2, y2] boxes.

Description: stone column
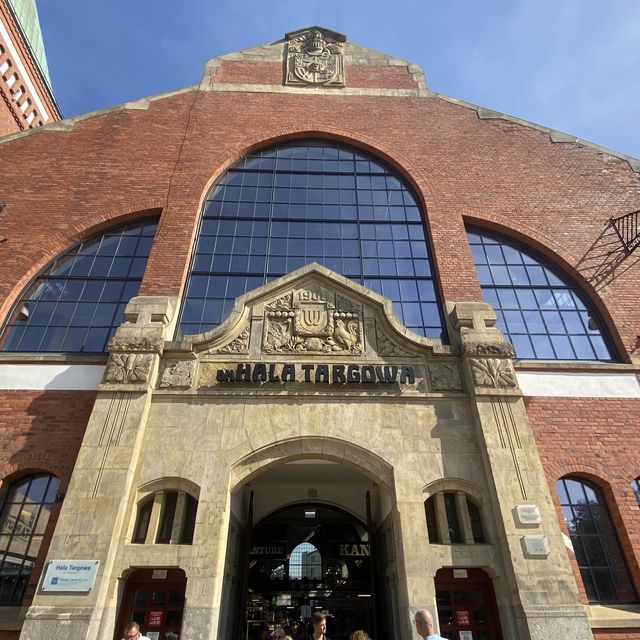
[[450, 302, 593, 640], [20, 297, 177, 640]]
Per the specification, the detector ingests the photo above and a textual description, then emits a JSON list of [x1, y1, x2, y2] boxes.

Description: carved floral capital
[[103, 353, 153, 385]]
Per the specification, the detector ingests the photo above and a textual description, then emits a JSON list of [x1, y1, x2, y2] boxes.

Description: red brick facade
[[0, 30, 639, 639], [0, 390, 96, 606], [0, 1, 61, 136]]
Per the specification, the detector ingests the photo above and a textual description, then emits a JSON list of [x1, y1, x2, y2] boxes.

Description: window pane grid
[[0, 474, 59, 605], [0, 221, 158, 354], [557, 477, 637, 604], [179, 141, 446, 339], [468, 229, 615, 361]]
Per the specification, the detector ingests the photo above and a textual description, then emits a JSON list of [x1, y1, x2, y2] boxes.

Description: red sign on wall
[[148, 611, 164, 627], [455, 610, 471, 626]]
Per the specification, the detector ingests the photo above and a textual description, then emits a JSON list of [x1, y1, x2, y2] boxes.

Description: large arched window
[[0, 220, 157, 354], [557, 476, 636, 603], [179, 140, 446, 339], [468, 228, 615, 360], [0, 474, 59, 605]]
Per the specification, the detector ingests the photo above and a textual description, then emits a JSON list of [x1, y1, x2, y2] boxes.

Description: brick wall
[[527, 395, 640, 606], [211, 60, 419, 88], [1, 82, 637, 356], [0, 390, 96, 604]]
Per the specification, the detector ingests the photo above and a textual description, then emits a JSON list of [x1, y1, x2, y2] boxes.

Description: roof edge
[[429, 90, 640, 173], [0, 85, 195, 145]]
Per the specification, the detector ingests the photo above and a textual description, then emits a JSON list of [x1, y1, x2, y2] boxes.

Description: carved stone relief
[[285, 28, 345, 87], [470, 357, 517, 389], [263, 285, 363, 354], [428, 363, 464, 392], [159, 360, 195, 389], [375, 326, 413, 357], [103, 353, 153, 384], [108, 335, 163, 354], [462, 341, 515, 358], [211, 324, 250, 355]]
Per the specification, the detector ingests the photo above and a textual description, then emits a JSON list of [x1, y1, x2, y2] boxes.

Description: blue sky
[[37, 0, 639, 158]]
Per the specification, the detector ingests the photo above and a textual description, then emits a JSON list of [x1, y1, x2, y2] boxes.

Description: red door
[[434, 568, 503, 640], [115, 568, 186, 640]]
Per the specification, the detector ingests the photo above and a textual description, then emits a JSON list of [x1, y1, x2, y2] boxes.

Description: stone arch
[[229, 435, 395, 495], [423, 477, 485, 505]]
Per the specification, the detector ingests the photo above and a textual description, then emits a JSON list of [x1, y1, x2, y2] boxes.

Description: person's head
[[350, 631, 371, 640], [124, 622, 142, 640], [273, 627, 286, 640], [414, 609, 435, 638], [311, 612, 327, 635]]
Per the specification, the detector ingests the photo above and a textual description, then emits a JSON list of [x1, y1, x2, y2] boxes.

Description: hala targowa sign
[[41, 560, 99, 592]]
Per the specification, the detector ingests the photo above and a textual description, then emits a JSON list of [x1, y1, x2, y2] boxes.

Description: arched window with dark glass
[[557, 476, 637, 603], [467, 228, 615, 361], [633, 478, 640, 507], [0, 474, 59, 605], [424, 492, 484, 545], [179, 140, 446, 339], [0, 219, 158, 354]]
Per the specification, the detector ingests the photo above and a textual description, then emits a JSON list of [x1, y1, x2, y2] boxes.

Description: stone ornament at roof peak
[[285, 26, 346, 88]]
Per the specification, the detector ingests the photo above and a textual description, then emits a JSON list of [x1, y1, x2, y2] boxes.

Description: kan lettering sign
[[330, 542, 370, 558]]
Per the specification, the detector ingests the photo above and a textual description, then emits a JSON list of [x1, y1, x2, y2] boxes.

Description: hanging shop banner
[[41, 560, 100, 592]]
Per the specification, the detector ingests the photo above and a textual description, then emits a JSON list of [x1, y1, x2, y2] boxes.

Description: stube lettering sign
[[215, 363, 415, 385]]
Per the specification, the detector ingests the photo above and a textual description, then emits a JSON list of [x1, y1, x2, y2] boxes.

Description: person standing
[[414, 609, 447, 640]]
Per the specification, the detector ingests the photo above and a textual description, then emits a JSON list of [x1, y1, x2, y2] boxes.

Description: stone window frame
[[423, 479, 487, 545], [131, 478, 200, 546]]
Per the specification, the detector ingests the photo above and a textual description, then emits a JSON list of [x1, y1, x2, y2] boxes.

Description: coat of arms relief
[[285, 28, 346, 87], [263, 285, 362, 354]]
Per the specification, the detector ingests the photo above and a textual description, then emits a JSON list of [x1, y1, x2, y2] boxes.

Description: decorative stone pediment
[[285, 27, 346, 87], [185, 264, 438, 358]]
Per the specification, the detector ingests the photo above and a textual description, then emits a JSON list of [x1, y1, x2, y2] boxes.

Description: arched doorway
[[220, 458, 399, 640], [248, 503, 373, 639]]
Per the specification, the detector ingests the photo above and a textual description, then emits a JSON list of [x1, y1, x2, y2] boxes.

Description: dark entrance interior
[[435, 568, 503, 640], [244, 503, 374, 640]]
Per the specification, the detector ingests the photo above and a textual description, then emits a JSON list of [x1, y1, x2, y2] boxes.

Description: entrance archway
[[220, 454, 400, 640]]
